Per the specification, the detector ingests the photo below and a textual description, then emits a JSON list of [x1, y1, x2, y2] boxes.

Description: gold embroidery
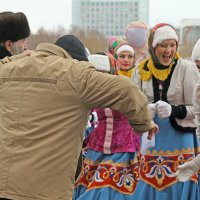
[[145, 147, 197, 156], [84, 155, 139, 166]]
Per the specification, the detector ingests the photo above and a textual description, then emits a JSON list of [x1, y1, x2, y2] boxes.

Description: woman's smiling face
[[117, 51, 135, 70], [155, 39, 177, 66]]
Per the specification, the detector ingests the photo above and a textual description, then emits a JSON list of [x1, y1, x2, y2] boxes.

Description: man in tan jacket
[[0, 35, 156, 200]]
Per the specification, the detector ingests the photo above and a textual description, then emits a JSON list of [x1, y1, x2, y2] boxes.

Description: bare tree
[[27, 26, 68, 50], [68, 26, 108, 54]]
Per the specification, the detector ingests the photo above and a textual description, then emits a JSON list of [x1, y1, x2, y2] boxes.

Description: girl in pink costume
[[73, 49, 142, 200]]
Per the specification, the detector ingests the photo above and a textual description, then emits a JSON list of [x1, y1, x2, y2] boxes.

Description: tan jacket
[[132, 58, 200, 128], [0, 43, 151, 200]]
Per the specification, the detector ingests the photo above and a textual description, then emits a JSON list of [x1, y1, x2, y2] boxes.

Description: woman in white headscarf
[[132, 23, 200, 200], [114, 40, 135, 78]]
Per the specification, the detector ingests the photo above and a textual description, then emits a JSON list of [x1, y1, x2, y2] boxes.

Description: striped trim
[[103, 108, 113, 154]]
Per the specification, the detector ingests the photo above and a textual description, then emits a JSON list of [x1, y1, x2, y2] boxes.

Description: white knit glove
[[175, 155, 200, 182], [148, 103, 157, 119], [156, 100, 172, 119]]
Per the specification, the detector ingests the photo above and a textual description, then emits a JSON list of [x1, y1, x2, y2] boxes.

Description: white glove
[[156, 100, 172, 119], [91, 111, 98, 123], [90, 111, 98, 128], [175, 155, 200, 182], [86, 120, 91, 128], [148, 103, 157, 118]]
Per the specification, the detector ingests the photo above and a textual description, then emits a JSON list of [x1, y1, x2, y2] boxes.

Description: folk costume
[[74, 50, 141, 200], [132, 23, 200, 200]]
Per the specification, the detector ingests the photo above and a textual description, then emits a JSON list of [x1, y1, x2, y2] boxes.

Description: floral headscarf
[[108, 37, 125, 56], [106, 52, 119, 75]]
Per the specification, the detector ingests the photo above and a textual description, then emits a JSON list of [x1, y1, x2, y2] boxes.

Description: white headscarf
[[88, 54, 110, 72], [152, 25, 178, 48], [191, 39, 200, 61]]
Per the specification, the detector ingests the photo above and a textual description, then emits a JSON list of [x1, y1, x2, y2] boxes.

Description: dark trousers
[[0, 198, 11, 200]]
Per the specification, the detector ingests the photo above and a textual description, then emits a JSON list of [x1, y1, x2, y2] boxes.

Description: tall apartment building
[[72, 0, 149, 37]]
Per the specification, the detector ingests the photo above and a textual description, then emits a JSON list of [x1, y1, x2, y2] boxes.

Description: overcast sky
[[0, 0, 200, 33]]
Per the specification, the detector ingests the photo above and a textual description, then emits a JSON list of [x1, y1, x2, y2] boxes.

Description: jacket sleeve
[[76, 63, 152, 133], [170, 61, 200, 120], [183, 63, 200, 120], [193, 82, 200, 136], [0, 53, 27, 66]]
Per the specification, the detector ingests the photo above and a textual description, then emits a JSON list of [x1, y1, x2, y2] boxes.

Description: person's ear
[[4, 40, 13, 52]]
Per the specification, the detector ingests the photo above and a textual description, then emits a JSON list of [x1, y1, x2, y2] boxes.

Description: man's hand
[[147, 121, 159, 140], [23, 49, 33, 56]]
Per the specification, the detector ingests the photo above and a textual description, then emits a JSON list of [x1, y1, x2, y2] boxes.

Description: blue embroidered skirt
[[133, 115, 200, 200], [73, 149, 139, 200]]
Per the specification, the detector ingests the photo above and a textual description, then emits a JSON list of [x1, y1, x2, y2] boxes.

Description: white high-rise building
[[72, 0, 149, 37]]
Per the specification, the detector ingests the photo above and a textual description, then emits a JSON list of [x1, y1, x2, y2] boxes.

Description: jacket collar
[[35, 43, 72, 59], [0, 45, 12, 59]]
